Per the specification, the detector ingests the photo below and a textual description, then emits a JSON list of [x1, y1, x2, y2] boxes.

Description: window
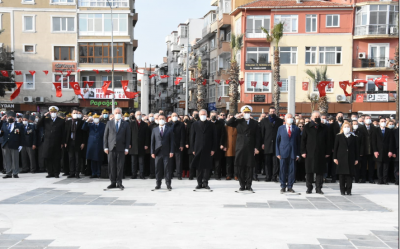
[[326, 14, 340, 27], [246, 15, 270, 38], [180, 26, 188, 38], [246, 47, 269, 63], [24, 74, 35, 89], [245, 72, 271, 93], [366, 75, 386, 91], [54, 46, 75, 61], [23, 44, 35, 53], [219, 83, 229, 97], [78, 0, 129, 7], [313, 78, 333, 93], [79, 43, 125, 63], [274, 15, 298, 33], [81, 76, 96, 88], [319, 47, 341, 64], [79, 14, 128, 36], [368, 43, 389, 67], [208, 86, 215, 102], [210, 38, 215, 50], [52, 17, 75, 32], [51, 0, 74, 3], [305, 47, 317, 64], [306, 15, 317, 32], [279, 47, 297, 64], [280, 78, 288, 92], [22, 0, 34, 4], [23, 15, 35, 32], [54, 74, 76, 89], [102, 76, 122, 88], [235, 17, 241, 35], [236, 51, 241, 69], [210, 58, 217, 73], [355, 5, 399, 35]]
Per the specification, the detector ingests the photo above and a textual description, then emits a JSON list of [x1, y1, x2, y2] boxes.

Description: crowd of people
[[0, 105, 398, 195]]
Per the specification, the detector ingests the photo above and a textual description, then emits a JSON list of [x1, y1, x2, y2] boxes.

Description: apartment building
[[0, 0, 138, 113]]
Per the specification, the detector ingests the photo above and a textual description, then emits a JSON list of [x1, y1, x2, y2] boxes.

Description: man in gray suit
[[151, 115, 174, 190], [104, 107, 131, 190]]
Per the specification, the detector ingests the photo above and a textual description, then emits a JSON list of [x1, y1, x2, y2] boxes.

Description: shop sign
[[89, 100, 118, 107], [367, 94, 388, 102], [254, 95, 265, 103], [52, 62, 77, 72], [78, 88, 130, 99], [245, 63, 271, 70]]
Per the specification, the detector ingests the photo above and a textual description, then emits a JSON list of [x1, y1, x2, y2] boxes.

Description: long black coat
[[64, 119, 88, 156], [358, 125, 375, 155], [36, 116, 65, 159], [190, 120, 217, 170], [211, 119, 227, 160], [186, 120, 194, 154], [393, 128, 399, 162], [226, 118, 260, 167], [372, 127, 394, 163], [260, 117, 283, 154], [333, 133, 359, 175], [353, 128, 364, 156], [171, 121, 186, 153], [301, 122, 331, 174], [129, 120, 150, 156]]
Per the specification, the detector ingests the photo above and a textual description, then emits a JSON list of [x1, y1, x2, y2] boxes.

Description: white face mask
[[35, 118, 39, 122], [50, 113, 57, 118], [286, 118, 293, 124], [67, 118, 72, 121], [352, 117, 357, 121], [380, 122, 386, 127], [155, 119, 159, 124], [343, 127, 351, 134], [359, 121, 364, 125], [149, 117, 154, 122], [321, 119, 326, 124], [93, 118, 100, 124], [172, 116, 178, 122], [353, 125, 358, 130], [72, 114, 78, 119], [365, 119, 371, 124], [200, 115, 207, 121], [77, 114, 82, 119], [124, 117, 129, 121], [159, 119, 165, 126], [136, 115, 142, 120], [114, 114, 121, 120], [243, 113, 251, 120], [22, 121, 28, 126], [388, 125, 395, 129]]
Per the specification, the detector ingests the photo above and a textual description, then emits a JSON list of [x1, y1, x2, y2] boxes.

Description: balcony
[[202, 25, 211, 38], [352, 91, 396, 102], [354, 25, 398, 39], [132, 13, 138, 27], [353, 57, 394, 71], [171, 43, 180, 52], [132, 39, 138, 51], [246, 29, 270, 39], [218, 41, 231, 55], [218, 14, 231, 29], [157, 77, 168, 86]]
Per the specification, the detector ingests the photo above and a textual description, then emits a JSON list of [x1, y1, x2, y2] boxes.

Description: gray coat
[[103, 120, 131, 152]]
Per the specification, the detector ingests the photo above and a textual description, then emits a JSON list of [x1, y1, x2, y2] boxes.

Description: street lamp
[[148, 64, 158, 113], [106, 0, 117, 112]]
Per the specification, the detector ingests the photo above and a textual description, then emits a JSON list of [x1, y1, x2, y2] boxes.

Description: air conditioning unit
[[35, 97, 44, 102], [310, 93, 319, 99], [390, 26, 398, 35], [23, 96, 33, 102], [358, 52, 366, 59], [336, 94, 348, 102]]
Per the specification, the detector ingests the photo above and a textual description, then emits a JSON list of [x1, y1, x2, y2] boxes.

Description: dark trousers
[[150, 157, 156, 177], [331, 162, 337, 181], [155, 155, 171, 187], [394, 161, 399, 184], [21, 147, 36, 172], [225, 156, 234, 178], [108, 150, 125, 185], [189, 154, 195, 178], [213, 158, 222, 179], [306, 173, 323, 191], [355, 156, 364, 182], [339, 174, 352, 193], [91, 160, 101, 176], [68, 140, 82, 175], [61, 147, 69, 174], [264, 154, 279, 180], [377, 162, 389, 183], [37, 145, 46, 171], [173, 151, 182, 176], [196, 169, 210, 186], [238, 166, 253, 189], [296, 160, 306, 181], [279, 157, 295, 189], [45, 157, 61, 176], [361, 154, 375, 182], [131, 155, 144, 177]]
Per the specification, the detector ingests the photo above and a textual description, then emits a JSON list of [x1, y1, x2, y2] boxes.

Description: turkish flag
[[10, 82, 23, 101], [149, 74, 157, 79], [84, 81, 95, 87], [102, 81, 112, 95], [160, 75, 169, 79], [1, 70, 9, 77], [53, 83, 62, 97], [127, 68, 133, 72], [302, 82, 308, 91], [136, 70, 144, 74], [15, 71, 22, 75], [218, 96, 222, 102], [93, 69, 99, 74], [251, 81, 257, 87], [317, 81, 330, 97], [225, 80, 230, 84], [191, 78, 196, 81], [202, 79, 207, 86], [66, 71, 72, 77], [105, 70, 111, 73], [328, 81, 334, 89], [43, 70, 49, 75], [239, 80, 244, 85], [175, 77, 183, 85], [277, 81, 282, 87], [55, 70, 63, 75], [77, 69, 82, 72], [29, 71, 35, 76], [121, 80, 139, 99], [215, 80, 221, 84], [69, 82, 84, 99], [356, 94, 364, 102], [263, 81, 269, 87], [339, 81, 352, 97]]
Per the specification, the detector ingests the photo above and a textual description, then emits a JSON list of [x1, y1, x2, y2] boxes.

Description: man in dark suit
[[276, 113, 301, 193], [148, 113, 159, 179], [34, 114, 46, 173], [0, 111, 23, 178], [104, 108, 131, 190], [190, 109, 217, 190], [358, 115, 376, 183], [352, 120, 364, 183], [64, 108, 87, 178], [186, 110, 199, 180], [372, 117, 394, 185], [20, 114, 37, 173], [129, 110, 150, 179], [151, 115, 174, 190], [36, 106, 65, 178], [170, 112, 185, 180], [226, 106, 260, 192], [210, 111, 226, 180], [329, 112, 344, 183], [260, 107, 283, 182]]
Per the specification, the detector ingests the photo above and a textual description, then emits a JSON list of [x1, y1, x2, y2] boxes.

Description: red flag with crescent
[[66, 71, 72, 77], [69, 82, 84, 99], [84, 81, 95, 87], [356, 94, 364, 102], [175, 77, 183, 85], [160, 75, 169, 79], [239, 80, 244, 85], [121, 80, 139, 99], [53, 83, 62, 97], [29, 71, 36, 76], [10, 82, 23, 101], [328, 81, 334, 89], [317, 81, 330, 97], [251, 81, 257, 87], [102, 81, 112, 95], [263, 81, 269, 87], [339, 81, 352, 97], [225, 80, 230, 84], [215, 80, 221, 84], [202, 79, 207, 86], [302, 82, 308, 91], [15, 71, 22, 75], [1, 70, 9, 77], [352, 79, 368, 88]]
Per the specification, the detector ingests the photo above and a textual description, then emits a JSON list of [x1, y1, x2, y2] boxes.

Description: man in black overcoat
[[372, 117, 394, 184], [329, 111, 344, 183], [190, 109, 217, 189], [358, 115, 376, 183], [352, 120, 364, 183], [260, 106, 283, 182], [186, 110, 199, 180], [36, 106, 65, 178], [148, 113, 159, 179], [170, 112, 185, 180], [226, 105, 260, 191], [210, 110, 227, 180], [301, 111, 331, 194], [129, 110, 150, 179]]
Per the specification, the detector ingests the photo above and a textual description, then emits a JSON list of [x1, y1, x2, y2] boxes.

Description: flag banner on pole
[[121, 80, 139, 99], [102, 81, 112, 95], [317, 81, 330, 97], [10, 82, 23, 101], [328, 81, 334, 89], [53, 83, 62, 97], [175, 77, 183, 85], [263, 81, 269, 87], [15, 71, 22, 75], [302, 82, 308, 91], [149, 74, 157, 79], [69, 82, 84, 99], [251, 81, 257, 87], [356, 94, 364, 102], [339, 81, 352, 97], [160, 75, 169, 79], [1, 70, 9, 77], [84, 81, 95, 87]]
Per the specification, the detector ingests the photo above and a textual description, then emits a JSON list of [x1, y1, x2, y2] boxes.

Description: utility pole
[[185, 23, 190, 115], [149, 64, 151, 112], [107, 0, 115, 112]]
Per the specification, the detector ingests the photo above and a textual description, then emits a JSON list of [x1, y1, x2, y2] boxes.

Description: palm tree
[[196, 57, 206, 110], [305, 65, 329, 114], [228, 33, 243, 115], [262, 22, 284, 114], [394, 46, 399, 118]]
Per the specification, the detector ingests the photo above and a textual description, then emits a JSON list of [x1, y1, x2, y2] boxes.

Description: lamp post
[[185, 22, 190, 115], [148, 64, 159, 113], [106, 0, 116, 112]]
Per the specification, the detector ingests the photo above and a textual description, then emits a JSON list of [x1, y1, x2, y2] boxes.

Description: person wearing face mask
[[170, 112, 186, 180], [190, 109, 217, 190], [329, 112, 345, 183], [104, 107, 131, 190], [301, 110, 331, 194], [351, 120, 364, 183], [129, 110, 150, 179], [358, 117, 364, 126], [372, 118, 395, 185], [186, 110, 199, 180], [227, 105, 260, 192], [225, 114, 238, 180], [276, 113, 301, 194], [387, 120, 396, 130], [333, 121, 359, 195], [36, 106, 65, 178], [82, 113, 106, 179], [304, 118, 310, 125], [20, 114, 37, 174], [357, 115, 376, 183], [34, 113, 46, 173], [148, 113, 159, 179], [101, 109, 110, 124], [123, 113, 130, 122], [373, 119, 379, 127], [260, 106, 284, 182], [209, 111, 227, 180], [351, 114, 358, 121], [0, 111, 23, 179]]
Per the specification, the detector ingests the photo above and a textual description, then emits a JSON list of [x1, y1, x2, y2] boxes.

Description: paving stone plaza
[[0, 174, 397, 249]]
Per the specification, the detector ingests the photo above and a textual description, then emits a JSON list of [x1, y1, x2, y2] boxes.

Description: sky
[[134, 0, 214, 68]]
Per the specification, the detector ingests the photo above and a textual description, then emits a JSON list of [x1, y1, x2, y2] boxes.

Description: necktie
[[288, 126, 291, 138], [382, 129, 385, 137], [8, 124, 11, 132], [116, 121, 119, 133], [160, 127, 164, 137]]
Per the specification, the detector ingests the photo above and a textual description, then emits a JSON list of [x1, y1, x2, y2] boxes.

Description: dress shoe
[[117, 184, 124, 190], [38, 169, 46, 173], [215, 178, 221, 180], [167, 185, 172, 190], [306, 190, 312, 194], [253, 177, 259, 182], [264, 178, 271, 182], [62, 173, 69, 176], [2, 170, 6, 174], [287, 188, 295, 193], [55, 175, 60, 178], [13, 174, 19, 178], [30, 171, 36, 174], [178, 177, 182, 180], [19, 170, 29, 174], [331, 180, 337, 183], [316, 190, 324, 195], [369, 180, 375, 184], [46, 175, 54, 178], [76, 175, 80, 179], [67, 175, 75, 178], [107, 184, 117, 189], [347, 192, 352, 195], [89, 175, 96, 179], [195, 185, 202, 189], [149, 175, 155, 179], [280, 188, 286, 194], [226, 176, 231, 180], [273, 178, 278, 183], [234, 177, 238, 181], [189, 177, 194, 180], [139, 176, 145, 180], [3, 175, 12, 179], [395, 182, 399, 185], [239, 187, 245, 191], [203, 185, 210, 190], [155, 186, 161, 190], [341, 192, 345, 195], [385, 182, 389, 185]]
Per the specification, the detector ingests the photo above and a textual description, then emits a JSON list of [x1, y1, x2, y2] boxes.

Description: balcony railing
[[352, 91, 396, 102], [354, 24, 398, 36], [353, 57, 392, 68], [202, 25, 211, 38], [78, 0, 129, 7], [246, 29, 269, 39]]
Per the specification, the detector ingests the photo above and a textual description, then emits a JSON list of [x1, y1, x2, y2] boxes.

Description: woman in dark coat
[[82, 114, 105, 178], [333, 121, 359, 195]]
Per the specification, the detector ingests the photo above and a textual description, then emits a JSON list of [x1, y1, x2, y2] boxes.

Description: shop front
[[79, 99, 134, 114]]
